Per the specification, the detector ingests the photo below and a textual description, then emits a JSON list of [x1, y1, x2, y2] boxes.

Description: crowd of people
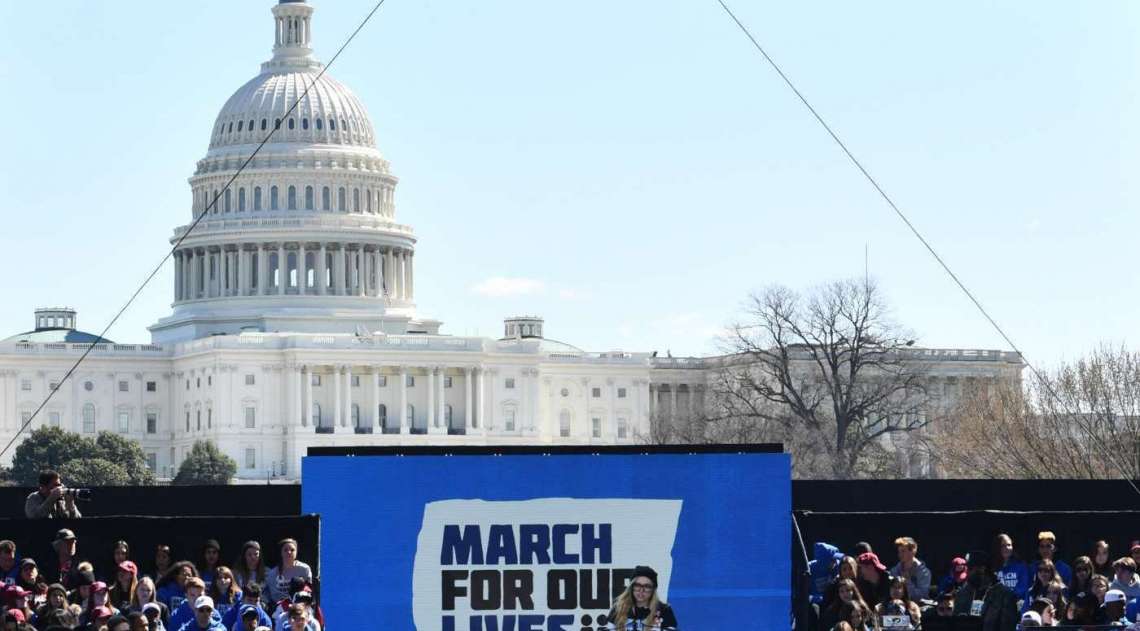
[[8, 471, 323, 631], [809, 533, 1140, 631]]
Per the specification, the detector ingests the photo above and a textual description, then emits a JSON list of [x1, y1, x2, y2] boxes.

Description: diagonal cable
[[713, 0, 1140, 497], [0, 0, 391, 462]]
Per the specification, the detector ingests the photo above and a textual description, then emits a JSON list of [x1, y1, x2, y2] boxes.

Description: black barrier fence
[[792, 479, 1140, 513], [0, 515, 320, 586], [0, 485, 301, 519]]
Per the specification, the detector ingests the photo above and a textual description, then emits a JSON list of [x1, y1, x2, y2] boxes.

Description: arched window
[[287, 118, 295, 130], [221, 189, 229, 213], [237, 120, 243, 132], [337, 187, 346, 211], [311, 403, 321, 427], [227, 122, 233, 134], [330, 118, 337, 131], [196, 410, 201, 431], [287, 185, 297, 210], [322, 187, 330, 210], [302, 118, 309, 130], [211, 190, 219, 214], [254, 187, 262, 211], [353, 188, 361, 212], [304, 186, 314, 210], [559, 410, 571, 437], [351, 404, 360, 426], [274, 118, 281, 130], [82, 404, 96, 433], [366, 189, 372, 213], [248, 119, 254, 133], [261, 119, 267, 131], [238, 188, 246, 212], [340, 119, 347, 132], [316, 118, 323, 130], [207, 408, 212, 429], [270, 186, 279, 210]]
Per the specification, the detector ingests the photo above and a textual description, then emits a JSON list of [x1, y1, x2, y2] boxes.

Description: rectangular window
[[592, 387, 601, 398], [245, 407, 256, 429], [207, 409, 212, 429], [207, 376, 212, 386], [117, 411, 129, 433], [20, 380, 30, 392], [186, 380, 190, 390], [119, 380, 129, 392], [592, 417, 602, 438], [21, 412, 32, 426], [146, 381, 157, 392], [406, 375, 415, 387], [49, 412, 61, 428], [617, 387, 627, 398], [351, 375, 360, 387], [146, 413, 157, 434], [185, 412, 190, 433], [444, 377, 453, 388], [505, 378, 515, 389], [505, 409, 516, 432], [145, 452, 157, 473], [378, 376, 388, 387], [618, 417, 628, 438], [245, 374, 255, 386], [245, 448, 256, 470], [311, 374, 321, 386]]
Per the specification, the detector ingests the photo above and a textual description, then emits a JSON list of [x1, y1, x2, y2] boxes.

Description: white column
[[344, 366, 353, 428], [371, 368, 380, 430], [277, 244, 286, 295], [334, 244, 345, 295], [427, 367, 436, 429], [317, 243, 327, 295], [333, 367, 342, 431], [183, 251, 192, 300], [257, 246, 267, 296], [477, 369, 487, 431], [304, 366, 313, 428], [437, 367, 446, 430], [399, 367, 408, 433], [357, 247, 367, 296], [293, 366, 303, 426], [298, 243, 307, 295], [393, 250, 403, 300], [648, 384, 656, 421], [464, 368, 473, 431], [670, 384, 678, 421], [407, 251, 414, 300], [402, 251, 411, 300], [174, 252, 183, 302], [236, 248, 245, 296]]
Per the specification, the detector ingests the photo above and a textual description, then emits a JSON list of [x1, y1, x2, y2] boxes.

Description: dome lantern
[[265, 0, 319, 73]]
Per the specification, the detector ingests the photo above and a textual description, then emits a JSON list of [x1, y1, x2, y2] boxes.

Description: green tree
[[173, 440, 236, 486], [57, 458, 130, 487], [94, 432, 156, 485], [10, 427, 98, 486]]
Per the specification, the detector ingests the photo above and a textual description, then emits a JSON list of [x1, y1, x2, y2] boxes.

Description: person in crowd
[[1110, 557, 1140, 601], [231, 545, 266, 608], [34, 583, 80, 630], [0, 543, 19, 588], [823, 556, 860, 611], [836, 601, 875, 631], [1018, 611, 1041, 628], [151, 548, 172, 584], [205, 569, 239, 620], [1065, 591, 1099, 625], [889, 537, 931, 601], [110, 562, 139, 614], [1031, 532, 1072, 585], [169, 579, 220, 631], [104, 542, 131, 584], [854, 543, 874, 557], [1093, 541, 1113, 577], [1026, 559, 1059, 607], [85, 605, 114, 631], [142, 602, 167, 631], [157, 564, 198, 612], [4, 587, 33, 624], [198, 543, 221, 593], [936, 557, 968, 597], [220, 585, 270, 631], [271, 590, 320, 631], [177, 597, 224, 631], [1130, 541, 1140, 569], [992, 534, 1029, 600], [68, 570, 95, 610], [821, 579, 872, 631], [1090, 574, 1111, 604], [810, 543, 845, 605], [1099, 589, 1129, 626], [951, 550, 1018, 631], [604, 566, 678, 630], [43, 530, 82, 590], [1069, 556, 1094, 596], [16, 561, 44, 600], [263, 541, 310, 606], [24, 471, 81, 520], [131, 577, 169, 629], [874, 577, 921, 629], [235, 605, 261, 631], [834, 623, 856, 631], [85, 582, 119, 625], [856, 553, 891, 609], [1043, 580, 1067, 620], [1027, 597, 1057, 627], [282, 605, 311, 631], [105, 614, 130, 631]]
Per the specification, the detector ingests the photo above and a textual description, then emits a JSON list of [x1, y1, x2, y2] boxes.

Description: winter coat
[[809, 543, 844, 604]]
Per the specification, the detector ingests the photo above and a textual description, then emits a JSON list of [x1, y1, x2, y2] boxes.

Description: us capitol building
[[0, 0, 1022, 481]]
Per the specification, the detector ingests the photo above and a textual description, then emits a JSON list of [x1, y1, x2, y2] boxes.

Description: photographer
[[24, 471, 81, 519]]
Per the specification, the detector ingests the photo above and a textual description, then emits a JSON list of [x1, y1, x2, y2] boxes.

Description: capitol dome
[[150, 0, 435, 344]]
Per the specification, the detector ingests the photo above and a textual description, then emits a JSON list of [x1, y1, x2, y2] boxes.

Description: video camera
[[60, 487, 92, 501]]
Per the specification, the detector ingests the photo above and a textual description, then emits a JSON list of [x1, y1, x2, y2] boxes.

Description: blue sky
[[1, 1, 1138, 366]]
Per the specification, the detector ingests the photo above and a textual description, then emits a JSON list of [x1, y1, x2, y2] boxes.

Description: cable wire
[[0, 0, 390, 462], [713, 0, 1140, 497]]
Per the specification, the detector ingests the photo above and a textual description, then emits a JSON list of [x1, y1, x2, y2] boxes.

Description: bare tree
[[700, 279, 930, 478], [931, 345, 1140, 479]]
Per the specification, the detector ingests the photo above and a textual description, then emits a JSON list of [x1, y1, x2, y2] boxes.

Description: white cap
[[1020, 611, 1042, 624], [1104, 589, 1127, 604], [194, 595, 215, 610]]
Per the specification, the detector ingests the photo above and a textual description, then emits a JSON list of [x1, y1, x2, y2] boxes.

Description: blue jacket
[[176, 617, 227, 631], [1126, 598, 1139, 624], [995, 559, 1030, 599], [170, 600, 221, 631], [809, 542, 844, 604], [221, 603, 272, 631], [158, 583, 187, 610], [1030, 559, 1072, 586]]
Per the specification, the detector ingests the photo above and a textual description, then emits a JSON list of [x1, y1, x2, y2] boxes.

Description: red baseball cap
[[117, 560, 138, 576], [951, 557, 968, 582], [4, 609, 24, 623], [91, 581, 108, 594], [857, 552, 887, 572], [92, 606, 114, 619]]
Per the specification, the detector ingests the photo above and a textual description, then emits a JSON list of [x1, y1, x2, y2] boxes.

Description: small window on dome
[[302, 118, 309, 130], [227, 122, 233, 134], [287, 185, 297, 210], [322, 187, 330, 211], [305, 186, 314, 210], [366, 189, 372, 212], [253, 187, 262, 211], [288, 118, 295, 130], [340, 119, 347, 131], [330, 119, 337, 131], [270, 186, 279, 211], [315, 118, 323, 130], [248, 119, 254, 133], [338, 187, 346, 212], [353, 188, 361, 212], [237, 120, 243, 132], [275, 118, 281, 130], [224, 189, 231, 213], [238, 188, 246, 212], [261, 119, 267, 131]]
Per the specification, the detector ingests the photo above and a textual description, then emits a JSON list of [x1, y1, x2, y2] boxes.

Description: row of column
[[290, 365, 487, 434], [174, 243, 413, 303], [648, 383, 705, 421]]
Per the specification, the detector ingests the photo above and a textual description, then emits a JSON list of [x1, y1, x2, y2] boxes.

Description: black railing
[[315, 426, 334, 434]]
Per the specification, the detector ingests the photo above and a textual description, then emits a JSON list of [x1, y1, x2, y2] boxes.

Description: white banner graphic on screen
[[412, 498, 683, 631]]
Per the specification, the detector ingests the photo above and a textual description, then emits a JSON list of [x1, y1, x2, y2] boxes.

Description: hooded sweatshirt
[[175, 616, 227, 631], [809, 543, 844, 604], [220, 603, 272, 631], [169, 599, 221, 631], [994, 558, 1030, 599]]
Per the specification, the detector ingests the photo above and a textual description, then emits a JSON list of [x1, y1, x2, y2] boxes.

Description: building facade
[[0, 0, 1023, 480]]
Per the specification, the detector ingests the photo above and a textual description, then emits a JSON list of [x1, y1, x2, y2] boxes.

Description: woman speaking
[[606, 566, 679, 630]]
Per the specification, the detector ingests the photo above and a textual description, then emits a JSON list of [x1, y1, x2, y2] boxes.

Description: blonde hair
[[610, 580, 661, 629], [894, 537, 917, 551], [1038, 531, 1056, 543], [131, 576, 157, 607]]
